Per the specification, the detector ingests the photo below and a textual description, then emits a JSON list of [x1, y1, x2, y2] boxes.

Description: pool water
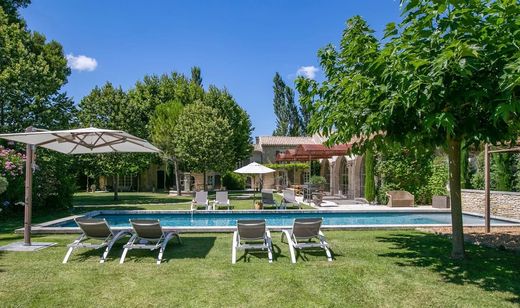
[[55, 211, 517, 228]]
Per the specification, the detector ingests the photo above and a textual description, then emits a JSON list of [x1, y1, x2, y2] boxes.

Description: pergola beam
[[483, 142, 520, 233]]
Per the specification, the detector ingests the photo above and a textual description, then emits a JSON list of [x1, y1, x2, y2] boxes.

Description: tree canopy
[[173, 102, 234, 190], [298, 1, 520, 259], [149, 100, 184, 195], [78, 82, 156, 199], [0, 7, 72, 133]]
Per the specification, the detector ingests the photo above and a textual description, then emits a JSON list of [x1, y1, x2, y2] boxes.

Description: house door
[[157, 171, 165, 190], [340, 158, 349, 198]]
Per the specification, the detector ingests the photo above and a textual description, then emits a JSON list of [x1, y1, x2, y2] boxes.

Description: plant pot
[[255, 202, 263, 210]]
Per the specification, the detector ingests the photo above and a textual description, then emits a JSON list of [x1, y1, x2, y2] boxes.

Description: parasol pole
[[24, 126, 35, 245]]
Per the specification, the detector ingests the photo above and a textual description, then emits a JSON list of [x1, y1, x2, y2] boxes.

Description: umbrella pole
[[24, 143, 34, 246]]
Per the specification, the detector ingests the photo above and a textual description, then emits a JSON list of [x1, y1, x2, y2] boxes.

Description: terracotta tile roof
[[258, 136, 316, 146]]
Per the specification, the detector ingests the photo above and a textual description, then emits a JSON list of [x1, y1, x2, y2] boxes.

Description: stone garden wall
[[461, 189, 520, 220]]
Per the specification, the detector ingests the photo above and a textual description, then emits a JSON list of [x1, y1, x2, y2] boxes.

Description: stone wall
[[461, 189, 520, 220]]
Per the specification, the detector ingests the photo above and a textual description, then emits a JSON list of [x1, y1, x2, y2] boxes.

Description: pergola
[[275, 144, 350, 162], [483, 143, 520, 233]]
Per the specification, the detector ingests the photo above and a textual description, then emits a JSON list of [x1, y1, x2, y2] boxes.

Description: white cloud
[[66, 54, 98, 72], [296, 66, 319, 79]]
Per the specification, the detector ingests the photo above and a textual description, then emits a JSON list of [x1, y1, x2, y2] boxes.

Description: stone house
[[85, 134, 366, 199]]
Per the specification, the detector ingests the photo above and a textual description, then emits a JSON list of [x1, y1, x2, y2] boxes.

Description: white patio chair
[[191, 191, 209, 210], [213, 191, 233, 210]]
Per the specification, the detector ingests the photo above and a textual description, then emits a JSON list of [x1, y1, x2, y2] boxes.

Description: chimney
[[255, 136, 260, 144]]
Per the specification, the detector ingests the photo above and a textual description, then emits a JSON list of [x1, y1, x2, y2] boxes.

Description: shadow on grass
[[85, 236, 218, 264], [234, 244, 282, 263], [377, 232, 520, 304]]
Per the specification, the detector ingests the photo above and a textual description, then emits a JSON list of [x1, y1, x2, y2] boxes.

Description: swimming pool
[[30, 209, 520, 233]]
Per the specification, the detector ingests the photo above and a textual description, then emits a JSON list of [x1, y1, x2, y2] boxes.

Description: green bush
[[222, 172, 245, 190], [423, 156, 448, 200], [309, 175, 327, 185], [32, 150, 77, 209], [375, 146, 434, 204]]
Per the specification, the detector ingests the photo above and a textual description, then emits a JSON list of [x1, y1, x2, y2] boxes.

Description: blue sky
[[22, 1, 401, 136]]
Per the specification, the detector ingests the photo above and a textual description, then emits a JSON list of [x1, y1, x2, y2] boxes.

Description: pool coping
[[18, 209, 520, 234]]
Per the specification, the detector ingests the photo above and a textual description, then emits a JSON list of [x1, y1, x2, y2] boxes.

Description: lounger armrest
[[318, 231, 329, 246]]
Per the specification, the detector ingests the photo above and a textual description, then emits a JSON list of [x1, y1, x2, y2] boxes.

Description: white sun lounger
[[120, 219, 181, 265], [232, 219, 273, 264], [281, 218, 332, 263], [63, 218, 131, 264]]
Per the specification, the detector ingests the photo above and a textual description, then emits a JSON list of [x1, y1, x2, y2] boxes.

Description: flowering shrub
[[0, 147, 25, 211], [0, 147, 76, 215], [0, 146, 25, 179]]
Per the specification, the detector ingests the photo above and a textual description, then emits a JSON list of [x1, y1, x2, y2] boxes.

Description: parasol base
[[0, 242, 56, 252]]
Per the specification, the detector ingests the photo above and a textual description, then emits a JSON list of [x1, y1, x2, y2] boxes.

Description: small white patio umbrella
[[0, 127, 161, 246], [234, 162, 275, 206]]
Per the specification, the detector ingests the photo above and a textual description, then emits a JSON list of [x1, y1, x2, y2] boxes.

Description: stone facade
[[90, 134, 365, 196], [461, 189, 520, 220]]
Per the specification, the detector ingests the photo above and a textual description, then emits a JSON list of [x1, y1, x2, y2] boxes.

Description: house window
[[303, 171, 310, 183], [121, 175, 133, 190], [207, 175, 215, 187]]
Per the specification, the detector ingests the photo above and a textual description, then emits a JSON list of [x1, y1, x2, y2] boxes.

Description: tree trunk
[[203, 170, 207, 191], [174, 159, 181, 196], [114, 174, 119, 201], [447, 137, 465, 259]]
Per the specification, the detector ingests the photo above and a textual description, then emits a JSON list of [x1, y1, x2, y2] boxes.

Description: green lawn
[[0, 192, 519, 306], [73, 191, 313, 210]]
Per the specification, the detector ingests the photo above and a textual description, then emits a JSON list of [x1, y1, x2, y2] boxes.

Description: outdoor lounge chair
[[213, 191, 233, 210], [281, 218, 332, 264], [261, 189, 280, 209], [386, 190, 414, 207], [232, 219, 273, 264], [63, 218, 131, 264], [191, 191, 209, 210], [281, 189, 302, 209], [120, 219, 181, 265]]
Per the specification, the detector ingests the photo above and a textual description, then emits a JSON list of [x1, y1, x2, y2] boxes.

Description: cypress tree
[[364, 149, 376, 203]]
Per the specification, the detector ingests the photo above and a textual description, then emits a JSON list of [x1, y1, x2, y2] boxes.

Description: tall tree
[[191, 66, 203, 87], [0, 0, 30, 22], [273, 73, 290, 136], [460, 143, 470, 189], [296, 78, 313, 134], [173, 102, 233, 191], [204, 86, 253, 163], [149, 100, 184, 195], [78, 83, 154, 200], [299, 1, 520, 259], [0, 7, 71, 133], [272, 73, 303, 136]]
